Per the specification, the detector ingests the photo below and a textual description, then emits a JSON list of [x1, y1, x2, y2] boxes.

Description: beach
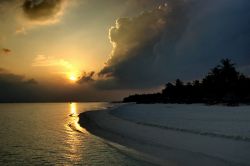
[[78, 104, 250, 166]]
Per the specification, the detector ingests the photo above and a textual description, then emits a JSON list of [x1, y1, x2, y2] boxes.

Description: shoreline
[[78, 104, 250, 166]]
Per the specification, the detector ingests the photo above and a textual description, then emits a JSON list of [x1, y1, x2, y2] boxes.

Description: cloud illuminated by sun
[[32, 55, 82, 82], [32, 55, 73, 69]]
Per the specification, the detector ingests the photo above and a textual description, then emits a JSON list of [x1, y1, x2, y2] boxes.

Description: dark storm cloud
[[98, 0, 187, 88], [125, 0, 167, 12], [0, 68, 37, 86], [22, 0, 65, 21], [98, 0, 250, 89], [77, 71, 95, 84], [0, 68, 39, 102], [0, 69, 23, 83]]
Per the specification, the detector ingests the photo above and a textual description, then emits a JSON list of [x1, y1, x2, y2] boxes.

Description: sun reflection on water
[[70, 103, 77, 116], [68, 102, 86, 133], [64, 102, 88, 163]]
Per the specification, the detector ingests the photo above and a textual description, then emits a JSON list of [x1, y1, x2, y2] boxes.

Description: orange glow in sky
[[68, 72, 79, 82]]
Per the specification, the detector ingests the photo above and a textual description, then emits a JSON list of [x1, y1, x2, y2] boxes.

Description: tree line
[[123, 59, 250, 105]]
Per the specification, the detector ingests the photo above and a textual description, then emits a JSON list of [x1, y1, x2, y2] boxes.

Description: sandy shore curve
[[78, 104, 250, 166]]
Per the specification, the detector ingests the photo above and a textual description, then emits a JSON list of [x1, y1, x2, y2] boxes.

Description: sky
[[0, 0, 250, 102]]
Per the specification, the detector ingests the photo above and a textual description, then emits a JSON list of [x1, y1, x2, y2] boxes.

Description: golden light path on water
[[0, 103, 155, 165], [62, 103, 154, 165], [65, 103, 88, 162], [70, 103, 77, 116], [69, 103, 86, 133]]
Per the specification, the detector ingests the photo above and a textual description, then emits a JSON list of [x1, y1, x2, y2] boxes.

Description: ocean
[[0, 102, 153, 166]]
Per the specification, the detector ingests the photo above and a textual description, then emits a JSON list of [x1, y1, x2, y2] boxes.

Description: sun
[[68, 73, 78, 82], [69, 75, 77, 81]]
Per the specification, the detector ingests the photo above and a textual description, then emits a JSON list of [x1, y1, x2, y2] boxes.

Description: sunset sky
[[0, 0, 250, 102]]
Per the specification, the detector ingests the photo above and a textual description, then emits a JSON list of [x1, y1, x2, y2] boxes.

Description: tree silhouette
[[123, 59, 250, 105]]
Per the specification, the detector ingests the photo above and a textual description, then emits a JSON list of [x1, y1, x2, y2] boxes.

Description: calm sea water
[[0, 102, 153, 166]]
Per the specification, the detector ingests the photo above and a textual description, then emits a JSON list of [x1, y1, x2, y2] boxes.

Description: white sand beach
[[78, 104, 250, 166]]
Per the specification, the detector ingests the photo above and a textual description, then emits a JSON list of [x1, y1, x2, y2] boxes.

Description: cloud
[[0, 0, 71, 36], [98, 1, 182, 88], [100, 5, 168, 72], [15, 26, 27, 34], [21, 0, 67, 24], [0, 68, 36, 84], [0, 67, 127, 102], [97, 0, 250, 89], [0, 68, 39, 102], [124, 0, 167, 13], [32, 55, 82, 81], [77, 71, 95, 84], [1, 48, 11, 55], [32, 55, 73, 69]]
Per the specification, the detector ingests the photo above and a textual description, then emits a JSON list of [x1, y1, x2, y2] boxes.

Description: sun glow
[[69, 74, 77, 81], [68, 72, 79, 82]]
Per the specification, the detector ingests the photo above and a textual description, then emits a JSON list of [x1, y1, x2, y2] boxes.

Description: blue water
[[0, 103, 153, 166]]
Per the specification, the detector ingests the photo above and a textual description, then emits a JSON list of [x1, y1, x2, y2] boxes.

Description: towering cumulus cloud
[[98, 0, 250, 89], [98, 1, 188, 88], [22, 0, 66, 22]]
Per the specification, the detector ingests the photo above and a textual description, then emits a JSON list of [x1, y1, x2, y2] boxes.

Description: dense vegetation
[[123, 59, 250, 105]]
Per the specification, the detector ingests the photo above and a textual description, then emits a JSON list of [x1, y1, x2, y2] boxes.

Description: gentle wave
[[136, 122, 250, 142], [109, 104, 250, 142]]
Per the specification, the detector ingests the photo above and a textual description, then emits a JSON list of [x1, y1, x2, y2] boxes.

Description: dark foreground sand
[[78, 104, 250, 166]]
